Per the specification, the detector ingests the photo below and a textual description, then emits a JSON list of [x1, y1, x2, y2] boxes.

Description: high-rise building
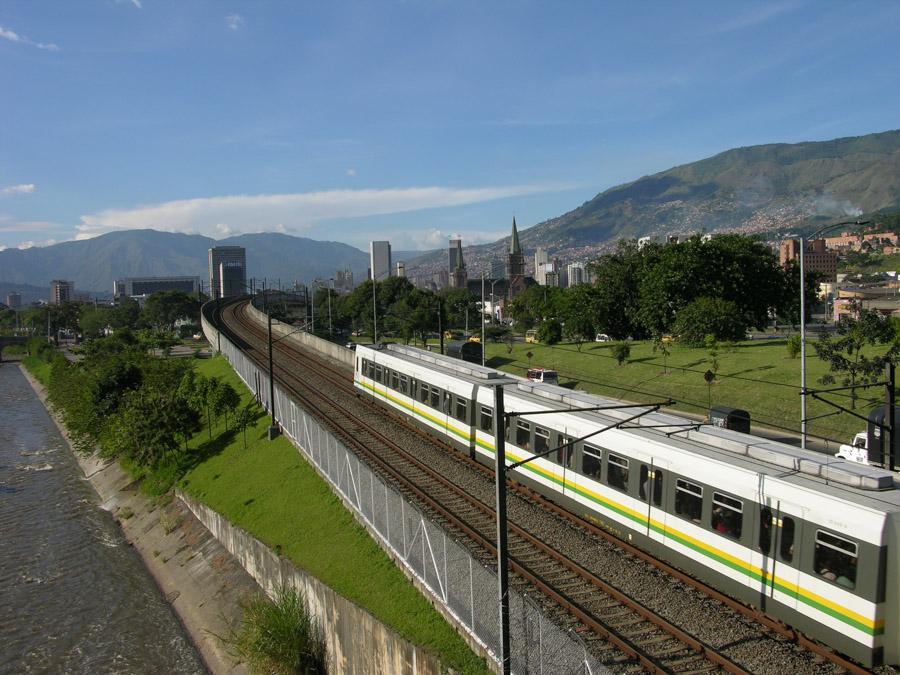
[[6, 291, 21, 309], [370, 241, 392, 282], [395, 261, 406, 278], [208, 246, 247, 298], [50, 280, 74, 305], [567, 262, 586, 286], [506, 217, 526, 299], [534, 247, 549, 285]]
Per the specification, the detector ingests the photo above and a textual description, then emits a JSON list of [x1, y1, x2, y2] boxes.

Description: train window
[[399, 375, 409, 396], [516, 421, 531, 450], [534, 427, 550, 457], [390, 371, 400, 391], [675, 479, 703, 523], [557, 436, 574, 468], [639, 465, 649, 500], [429, 386, 441, 409], [374, 365, 383, 383], [779, 517, 795, 563], [455, 397, 468, 422], [418, 382, 429, 404], [814, 531, 857, 589], [758, 507, 773, 554], [582, 445, 602, 480], [607, 454, 629, 492], [652, 470, 663, 507], [479, 406, 493, 433], [711, 492, 743, 540]]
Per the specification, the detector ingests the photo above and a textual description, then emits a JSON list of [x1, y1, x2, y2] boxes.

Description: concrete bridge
[[0, 335, 29, 361]]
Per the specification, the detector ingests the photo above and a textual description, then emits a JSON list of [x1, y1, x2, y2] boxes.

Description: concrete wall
[[245, 301, 354, 368], [178, 491, 442, 675]]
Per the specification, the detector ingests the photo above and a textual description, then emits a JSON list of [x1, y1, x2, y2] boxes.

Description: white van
[[526, 368, 559, 385]]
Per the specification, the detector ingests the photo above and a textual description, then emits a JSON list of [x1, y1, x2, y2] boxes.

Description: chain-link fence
[[203, 314, 609, 674]]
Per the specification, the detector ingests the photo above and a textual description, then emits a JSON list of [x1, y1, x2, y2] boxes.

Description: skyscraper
[[208, 246, 246, 298], [6, 291, 21, 309], [370, 241, 392, 282], [534, 247, 549, 285], [448, 238, 462, 273], [395, 261, 406, 277], [567, 262, 586, 286]]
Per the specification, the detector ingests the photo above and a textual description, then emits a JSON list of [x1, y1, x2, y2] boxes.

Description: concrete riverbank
[[19, 363, 259, 675]]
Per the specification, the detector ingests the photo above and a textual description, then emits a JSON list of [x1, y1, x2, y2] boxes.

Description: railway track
[[217, 298, 753, 674]]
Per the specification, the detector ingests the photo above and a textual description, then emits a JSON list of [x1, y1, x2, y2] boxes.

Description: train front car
[[352, 343, 900, 667]]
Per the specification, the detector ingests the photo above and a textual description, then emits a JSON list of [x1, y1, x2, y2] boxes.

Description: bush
[[786, 334, 801, 359], [26, 337, 55, 362], [611, 341, 631, 366], [223, 586, 328, 675], [536, 319, 562, 345], [673, 297, 746, 347]]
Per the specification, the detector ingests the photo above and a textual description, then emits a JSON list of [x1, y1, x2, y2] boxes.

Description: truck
[[835, 405, 900, 469]]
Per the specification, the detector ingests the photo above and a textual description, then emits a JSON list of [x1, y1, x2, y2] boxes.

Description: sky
[[1, 1, 899, 253]]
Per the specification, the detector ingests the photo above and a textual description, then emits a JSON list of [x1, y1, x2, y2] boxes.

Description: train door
[[755, 495, 805, 612], [640, 459, 669, 544]]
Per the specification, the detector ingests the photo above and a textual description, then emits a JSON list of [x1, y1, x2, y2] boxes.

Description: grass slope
[[180, 356, 488, 674], [484, 337, 886, 444]]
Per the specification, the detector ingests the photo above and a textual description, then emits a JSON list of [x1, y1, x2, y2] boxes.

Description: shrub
[[222, 586, 328, 675], [786, 334, 801, 359], [611, 341, 631, 366], [673, 297, 746, 347]]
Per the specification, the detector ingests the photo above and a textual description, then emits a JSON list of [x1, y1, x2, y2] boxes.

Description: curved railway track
[[214, 298, 874, 675], [216, 299, 758, 674]]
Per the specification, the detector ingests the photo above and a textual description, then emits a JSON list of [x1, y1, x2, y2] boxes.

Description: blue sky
[[1, 1, 898, 252]]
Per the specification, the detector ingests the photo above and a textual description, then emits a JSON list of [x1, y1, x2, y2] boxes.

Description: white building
[[534, 247, 549, 285], [208, 246, 246, 299], [567, 262, 586, 286]]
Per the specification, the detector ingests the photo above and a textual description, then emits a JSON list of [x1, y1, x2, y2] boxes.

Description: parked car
[[595, 333, 611, 342], [526, 368, 559, 385], [525, 329, 539, 343]]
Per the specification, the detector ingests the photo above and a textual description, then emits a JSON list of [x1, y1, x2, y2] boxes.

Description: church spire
[[509, 217, 521, 255]]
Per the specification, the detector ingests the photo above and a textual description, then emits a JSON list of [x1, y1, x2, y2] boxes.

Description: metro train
[[353, 342, 900, 667]]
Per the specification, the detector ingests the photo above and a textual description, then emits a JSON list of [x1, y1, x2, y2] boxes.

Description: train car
[[353, 343, 900, 667]]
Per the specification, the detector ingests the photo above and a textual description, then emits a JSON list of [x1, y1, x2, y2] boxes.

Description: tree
[[588, 241, 655, 339], [537, 319, 562, 345], [79, 307, 110, 339], [653, 334, 673, 374], [814, 303, 899, 408], [213, 382, 241, 430], [235, 405, 254, 449], [611, 341, 630, 366], [503, 333, 515, 354], [672, 297, 746, 347], [786, 334, 801, 359], [561, 284, 597, 351], [141, 291, 199, 332], [110, 296, 141, 330]]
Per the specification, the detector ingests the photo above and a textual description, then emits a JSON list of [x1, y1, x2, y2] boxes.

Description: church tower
[[506, 217, 525, 298]]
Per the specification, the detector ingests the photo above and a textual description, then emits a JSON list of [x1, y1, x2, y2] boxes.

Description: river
[[0, 362, 205, 674]]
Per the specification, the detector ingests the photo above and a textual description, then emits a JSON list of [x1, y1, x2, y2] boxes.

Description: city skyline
[[2, 2, 900, 252]]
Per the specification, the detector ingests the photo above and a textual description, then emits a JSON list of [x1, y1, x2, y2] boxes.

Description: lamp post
[[328, 278, 334, 336], [799, 219, 869, 449], [262, 284, 279, 440]]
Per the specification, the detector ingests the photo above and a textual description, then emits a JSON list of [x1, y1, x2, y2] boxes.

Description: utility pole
[[263, 286, 279, 440], [887, 361, 896, 471], [328, 278, 334, 336], [372, 276, 378, 343], [481, 273, 486, 366], [493, 384, 511, 674]]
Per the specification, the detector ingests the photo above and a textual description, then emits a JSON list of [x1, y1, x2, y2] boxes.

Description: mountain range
[[3, 129, 899, 297], [405, 128, 900, 273]]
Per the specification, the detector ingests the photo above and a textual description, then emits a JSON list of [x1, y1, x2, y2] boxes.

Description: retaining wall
[[178, 491, 441, 675], [246, 298, 354, 368]]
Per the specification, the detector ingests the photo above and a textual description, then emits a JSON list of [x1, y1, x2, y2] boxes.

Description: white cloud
[[0, 25, 59, 51], [1, 183, 36, 195], [17, 238, 56, 250], [131, 0, 142, 8], [0, 220, 59, 233], [0, 245, 6, 252], [346, 168, 357, 177], [76, 184, 559, 241], [225, 14, 245, 31], [390, 227, 509, 251]]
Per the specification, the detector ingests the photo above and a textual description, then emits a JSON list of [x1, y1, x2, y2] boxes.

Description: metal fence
[[203, 314, 608, 674]]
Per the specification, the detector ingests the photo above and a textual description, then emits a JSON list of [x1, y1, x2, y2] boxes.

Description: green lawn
[[484, 337, 886, 444], [180, 356, 489, 674], [23, 355, 52, 387]]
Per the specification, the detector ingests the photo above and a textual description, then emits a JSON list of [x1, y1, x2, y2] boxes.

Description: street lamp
[[328, 278, 334, 336], [799, 219, 870, 449]]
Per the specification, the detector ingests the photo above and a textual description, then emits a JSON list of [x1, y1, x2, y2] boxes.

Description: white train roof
[[374, 344, 898, 498]]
